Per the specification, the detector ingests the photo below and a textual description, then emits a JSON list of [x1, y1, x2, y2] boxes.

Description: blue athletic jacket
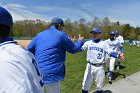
[[27, 26, 83, 84]]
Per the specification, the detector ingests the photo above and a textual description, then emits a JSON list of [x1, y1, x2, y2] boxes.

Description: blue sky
[[1, 0, 140, 27]]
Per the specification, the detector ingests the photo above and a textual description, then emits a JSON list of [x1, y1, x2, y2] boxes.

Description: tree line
[[11, 17, 140, 40]]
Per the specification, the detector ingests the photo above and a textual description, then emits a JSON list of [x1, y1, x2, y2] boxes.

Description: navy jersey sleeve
[[61, 33, 84, 54]]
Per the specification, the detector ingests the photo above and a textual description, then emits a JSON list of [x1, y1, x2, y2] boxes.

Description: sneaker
[[123, 74, 126, 78], [82, 90, 88, 93], [96, 90, 102, 93], [109, 77, 112, 84]]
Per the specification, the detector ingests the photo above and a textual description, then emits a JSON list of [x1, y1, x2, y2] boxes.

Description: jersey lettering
[[89, 47, 103, 52], [109, 44, 116, 47]]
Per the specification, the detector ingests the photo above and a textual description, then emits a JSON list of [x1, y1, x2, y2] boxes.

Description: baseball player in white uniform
[[133, 40, 136, 45], [81, 28, 124, 93], [104, 31, 123, 84], [114, 30, 124, 70], [0, 6, 43, 93], [136, 40, 140, 47]]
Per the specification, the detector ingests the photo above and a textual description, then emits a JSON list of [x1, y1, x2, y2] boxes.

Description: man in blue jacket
[[27, 17, 84, 93]]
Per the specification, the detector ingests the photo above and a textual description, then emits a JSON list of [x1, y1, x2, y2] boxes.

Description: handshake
[[69, 34, 84, 42]]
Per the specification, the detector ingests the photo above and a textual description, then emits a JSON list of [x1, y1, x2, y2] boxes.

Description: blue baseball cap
[[114, 30, 119, 34], [51, 17, 64, 26], [90, 27, 101, 33], [110, 31, 115, 35], [0, 6, 13, 28]]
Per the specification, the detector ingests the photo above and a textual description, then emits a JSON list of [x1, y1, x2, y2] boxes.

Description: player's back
[[0, 42, 43, 93]]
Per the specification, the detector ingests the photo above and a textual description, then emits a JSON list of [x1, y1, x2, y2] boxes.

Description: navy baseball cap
[[90, 27, 101, 33], [114, 30, 119, 34], [110, 31, 115, 35], [0, 6, 13, 28], [51, 17, 64, 26]]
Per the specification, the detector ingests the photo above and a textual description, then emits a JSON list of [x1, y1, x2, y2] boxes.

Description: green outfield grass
[[45, 44, 140, 93]]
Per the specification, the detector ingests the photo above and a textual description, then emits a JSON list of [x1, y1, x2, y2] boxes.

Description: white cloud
[[75, 1, 140, 26], [2, 3, 26, 8], [34, 6, 55, 12], [2, 2, 139, 27], [34, 5, 97, 21], [1, 3, 43, 21]]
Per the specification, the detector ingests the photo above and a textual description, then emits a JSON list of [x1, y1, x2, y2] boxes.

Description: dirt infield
[[15, 40, 31, 48]]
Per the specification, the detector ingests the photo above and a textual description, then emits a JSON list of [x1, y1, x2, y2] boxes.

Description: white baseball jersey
[[82, 40, 113, 64], [0, 41, 43, 93], [136, 40, 140, 44], [104, 39, 122, 71], [105, 39, 122, 52], [136, 40, 140, 47], [116, 35, 124, 44]]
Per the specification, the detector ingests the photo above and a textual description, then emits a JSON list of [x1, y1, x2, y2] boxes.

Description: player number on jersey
[[97, 53, 102, 59]]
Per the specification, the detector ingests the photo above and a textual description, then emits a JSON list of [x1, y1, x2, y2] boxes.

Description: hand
[[118, 53, 124, 60], [68, 35, 76, 42], [79, 34, 84, 40], [71, 36, 76, 42]]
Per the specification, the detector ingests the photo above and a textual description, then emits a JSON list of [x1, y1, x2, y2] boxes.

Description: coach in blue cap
[[27, 17, 84, 93]]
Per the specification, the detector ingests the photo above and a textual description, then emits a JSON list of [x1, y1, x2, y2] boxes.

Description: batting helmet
[[51, 17, 64, 26], [0, 6, 13, 28], [90, 27, 101, 33], [110, 31, 115, 35], [114, 30, 119, 35]]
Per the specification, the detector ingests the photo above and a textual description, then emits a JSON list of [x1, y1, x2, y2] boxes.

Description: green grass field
[[61, 44, 140, 93], [45, 44, 140, 93]]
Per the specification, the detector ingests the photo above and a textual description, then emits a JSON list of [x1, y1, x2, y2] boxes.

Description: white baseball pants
[[105, 54, 116, 71], [82, 63, 105, 91]]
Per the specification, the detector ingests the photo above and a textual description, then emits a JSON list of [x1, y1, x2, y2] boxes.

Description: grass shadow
[[105, 65, 126, 80], [112, 72, 126, 80]]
